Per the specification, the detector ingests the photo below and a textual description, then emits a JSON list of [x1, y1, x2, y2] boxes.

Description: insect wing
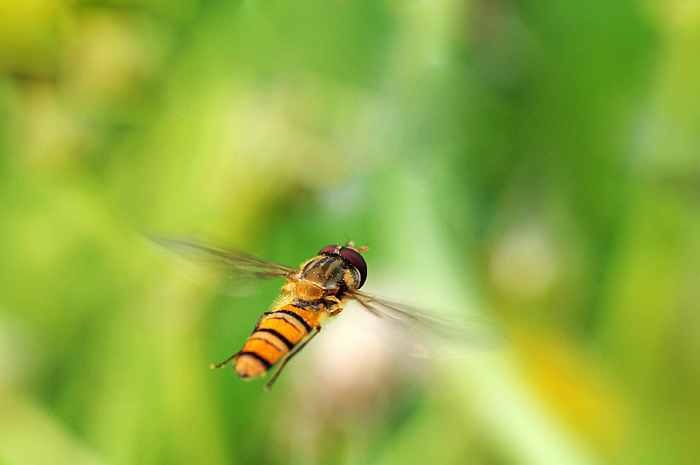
[[148, 236, 296, 296], [346, 289, 506, 357]]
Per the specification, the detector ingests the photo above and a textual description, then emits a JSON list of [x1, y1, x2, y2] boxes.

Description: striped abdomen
[[235, 303, 321, 379]]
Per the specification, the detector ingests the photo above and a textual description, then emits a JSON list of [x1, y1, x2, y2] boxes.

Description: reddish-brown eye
[[318, 245, 339, 255], [339, 247, 367, 288], [318, 244, 368, 288]]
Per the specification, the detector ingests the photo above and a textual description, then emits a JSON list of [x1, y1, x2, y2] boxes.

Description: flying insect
[[150, 237, 500, 389]]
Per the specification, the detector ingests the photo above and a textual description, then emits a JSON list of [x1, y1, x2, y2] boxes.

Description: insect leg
[[264, 327, 321, 390], [325, 296, 344, 316], [211, 311, 276, 369], [210, 352, 240, 369]]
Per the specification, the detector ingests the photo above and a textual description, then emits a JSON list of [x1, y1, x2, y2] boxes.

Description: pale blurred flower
[[489, 224, 556, 299]]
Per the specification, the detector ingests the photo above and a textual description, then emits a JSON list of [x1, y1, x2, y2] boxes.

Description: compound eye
[[338, 247, 367, 289], [318, 245, 339, 255]]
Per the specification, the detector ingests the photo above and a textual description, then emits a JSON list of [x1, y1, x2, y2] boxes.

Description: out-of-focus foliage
[[1, 1, 699, 465]]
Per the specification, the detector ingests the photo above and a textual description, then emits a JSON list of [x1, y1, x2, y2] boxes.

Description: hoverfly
[[150, 237, 502, 390]]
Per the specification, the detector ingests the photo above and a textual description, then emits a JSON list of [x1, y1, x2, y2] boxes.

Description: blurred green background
[[1, 1, 699, 464]]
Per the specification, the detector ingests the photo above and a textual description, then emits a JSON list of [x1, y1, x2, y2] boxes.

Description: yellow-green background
[[1, 2, 698, 465]]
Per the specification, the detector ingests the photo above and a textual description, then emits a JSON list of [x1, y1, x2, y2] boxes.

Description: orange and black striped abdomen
[[235, 304, 321, 379]]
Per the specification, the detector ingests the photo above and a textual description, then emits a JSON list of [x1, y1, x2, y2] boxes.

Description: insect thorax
[[299, 255, 344, 286], [292, 254, 360, 299]]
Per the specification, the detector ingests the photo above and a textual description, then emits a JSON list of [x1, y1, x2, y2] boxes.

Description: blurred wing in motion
[[147, 236, 296, 296], [346, 288, 507, 357]]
